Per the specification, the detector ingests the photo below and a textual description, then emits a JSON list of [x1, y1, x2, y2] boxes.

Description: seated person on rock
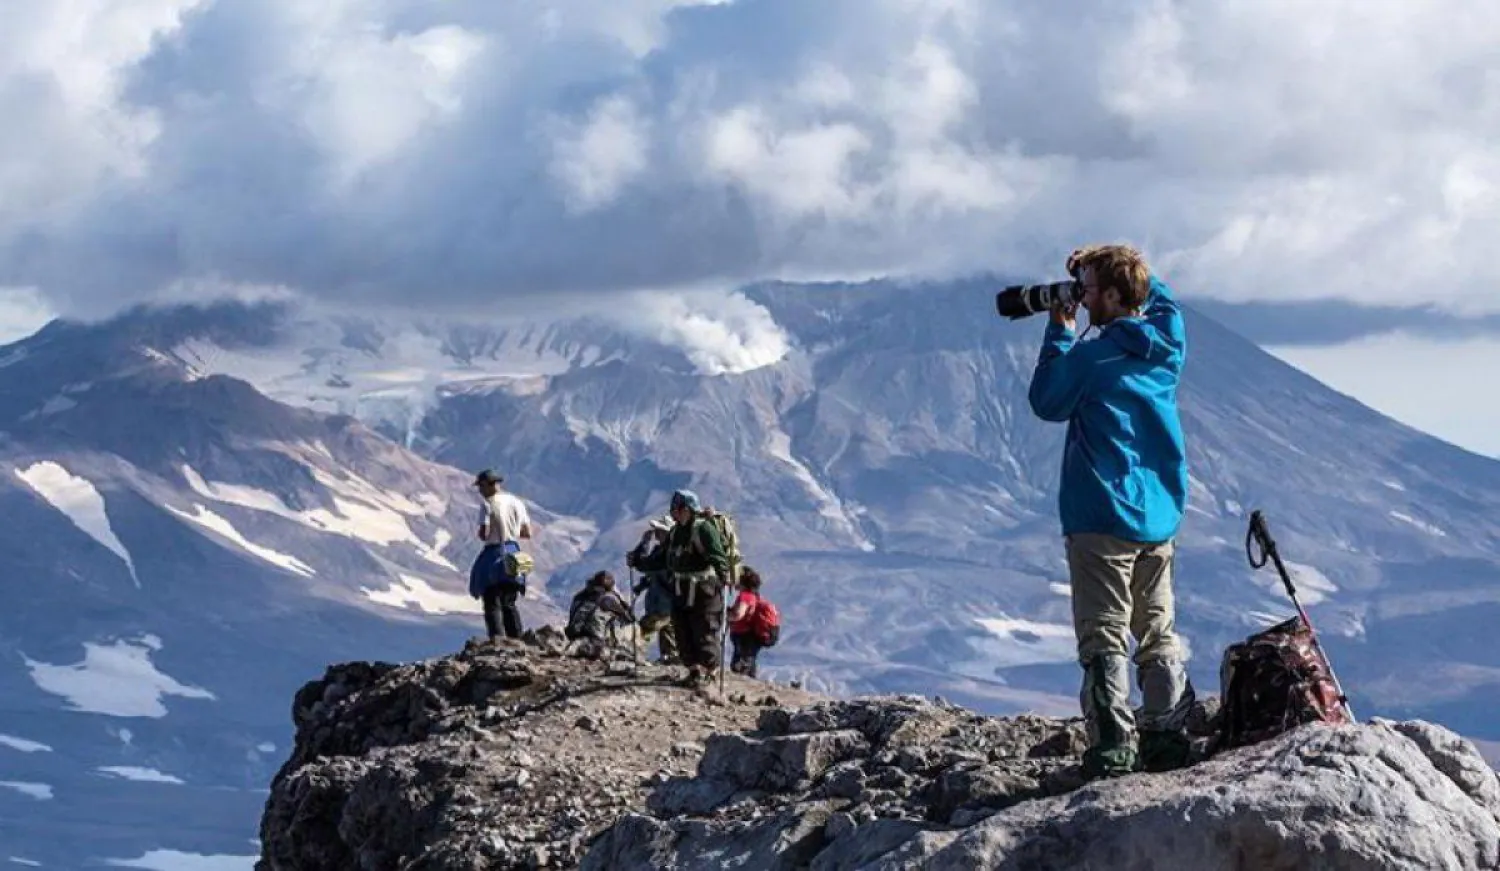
[[565, 570, 635, 657]]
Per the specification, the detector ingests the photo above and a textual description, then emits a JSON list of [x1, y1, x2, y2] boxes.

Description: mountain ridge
[[4, 277, 1500, 865]]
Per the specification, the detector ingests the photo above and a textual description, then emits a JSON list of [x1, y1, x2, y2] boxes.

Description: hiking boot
[[1081, 744, 1138, 780], [1139, 729, 1192, 773], [1082, 654, 1135, 749], [1138, 658, 1196, 732]]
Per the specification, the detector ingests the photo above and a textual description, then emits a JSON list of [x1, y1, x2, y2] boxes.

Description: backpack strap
[[688, 516, 708, 557]]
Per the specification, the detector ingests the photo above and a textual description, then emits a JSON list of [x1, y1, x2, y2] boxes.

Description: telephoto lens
[[995, 279, 1083, 320]]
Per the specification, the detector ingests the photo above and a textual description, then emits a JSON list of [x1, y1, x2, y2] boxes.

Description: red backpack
[[750, 598, 780, 647]]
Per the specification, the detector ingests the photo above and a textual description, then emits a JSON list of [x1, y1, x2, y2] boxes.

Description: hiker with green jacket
[[626, 489, 729, 688]]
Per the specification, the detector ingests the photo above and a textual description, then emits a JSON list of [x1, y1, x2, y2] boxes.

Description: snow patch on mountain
[[0, 782, 52, 801], [0, 734, 52, 753], [20, 394, 78, 420], [764, 428, 871, 548], [308, 466, 444, 520], [170, 318, 587, 438], [1246, 609, 1290, 628], [0, 346, 28, 369], [1184, 474, 1220, 519], [14, 461, 139, 588], [103, 849, 257, 870], [1270, 561, 1340, 607], [180, 464, 448, 564], [1248, 560, 1344, 608], [964, 615, 1077, 673], [1390, 510, 1447, 537], [560, 414, 637, 469], [23, 635, 216, 718], [361, 574, 478, 615], [97, 766, 185, 785], [420, 529, 457, 571], [167, 504, 316, 577]]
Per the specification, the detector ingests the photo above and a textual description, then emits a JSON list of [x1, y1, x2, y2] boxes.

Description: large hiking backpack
[[1215, 615, 1353, 751], [692, 508, 742, 585], [751, 598, 780, 647], [565, 590, 610, 641]]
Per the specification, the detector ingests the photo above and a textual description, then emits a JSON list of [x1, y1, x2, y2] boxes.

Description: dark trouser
[[730, 632, 762, 678], [483, 585, 523, 640], [671, 576, 724, 672]]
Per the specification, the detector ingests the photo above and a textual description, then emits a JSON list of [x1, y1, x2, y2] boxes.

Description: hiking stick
[[719, 587, 729, 696], [1246, 510, 1356, 721], [628, 566, 640, 666]]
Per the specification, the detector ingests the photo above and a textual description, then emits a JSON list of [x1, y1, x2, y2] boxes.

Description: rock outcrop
[[258, 633, 1500, 870], [590, 700, 1500, 870], [256, 628, 818, 870]]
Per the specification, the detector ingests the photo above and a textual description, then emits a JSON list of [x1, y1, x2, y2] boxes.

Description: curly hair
[[1076, 244, 1152, 311], [738, 566, 763, 591]]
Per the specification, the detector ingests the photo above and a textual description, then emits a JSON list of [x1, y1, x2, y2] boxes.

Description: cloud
[[619, 287, 792, 374], [548, 95, 652, 213], [0, 287, 56, 344], [1, 0, 1498, 321]]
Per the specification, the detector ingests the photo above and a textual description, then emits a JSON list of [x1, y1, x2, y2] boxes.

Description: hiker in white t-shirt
[[467, 469, 534, 640]]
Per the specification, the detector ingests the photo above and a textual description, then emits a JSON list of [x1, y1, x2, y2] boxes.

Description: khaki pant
[[1066, 533, 1182, 665], [1066, 533, 1191, 745], [639, 611, 679, 661]]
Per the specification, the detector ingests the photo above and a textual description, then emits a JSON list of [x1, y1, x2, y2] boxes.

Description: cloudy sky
[[1, 1, 1498, 454]]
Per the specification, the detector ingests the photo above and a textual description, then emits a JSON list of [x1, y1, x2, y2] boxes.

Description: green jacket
[[634, 517, 729, 580]]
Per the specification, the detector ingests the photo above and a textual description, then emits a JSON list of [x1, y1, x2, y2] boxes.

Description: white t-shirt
[[479, 491, 531, 545]]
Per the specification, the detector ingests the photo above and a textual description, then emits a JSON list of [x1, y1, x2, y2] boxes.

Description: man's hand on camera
[[1050, 301, 1078, 331]]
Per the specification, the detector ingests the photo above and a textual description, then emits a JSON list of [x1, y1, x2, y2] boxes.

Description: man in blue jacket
[[1028, 243, 1196, 779]]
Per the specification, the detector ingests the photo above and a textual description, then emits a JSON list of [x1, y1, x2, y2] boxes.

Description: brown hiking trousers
[[639, 611, 679, 660], [1066, 533, 1183, 666], [1067, 532, 1193, 745]]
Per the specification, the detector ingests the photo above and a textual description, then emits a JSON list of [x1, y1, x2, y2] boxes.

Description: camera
[[995, 274, 1083, 320]]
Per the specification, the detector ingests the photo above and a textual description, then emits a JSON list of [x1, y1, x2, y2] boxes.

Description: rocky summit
[[257, 633, 1500, 871]]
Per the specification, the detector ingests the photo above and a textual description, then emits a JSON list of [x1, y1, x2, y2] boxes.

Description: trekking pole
[[1245, 510, 1356, 721], [719, 586, 729, 696], [628, 566, 641, 666]]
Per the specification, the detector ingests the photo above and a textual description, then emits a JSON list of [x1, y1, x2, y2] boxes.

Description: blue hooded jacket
[[1027, 275, 1188, 543]]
